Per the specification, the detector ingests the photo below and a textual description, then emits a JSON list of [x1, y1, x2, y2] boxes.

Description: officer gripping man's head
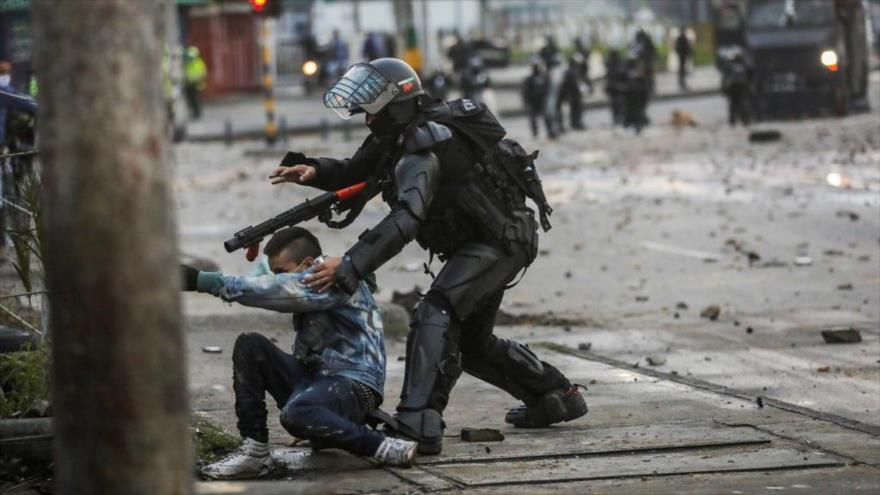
[[272, 58, 587, 455]]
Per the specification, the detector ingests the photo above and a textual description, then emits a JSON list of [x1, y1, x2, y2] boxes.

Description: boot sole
[[506, 395, 589, 428], [416, 438, 443, 455]]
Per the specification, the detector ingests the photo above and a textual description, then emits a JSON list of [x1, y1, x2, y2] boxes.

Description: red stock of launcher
[[224, 182, 368, 261]]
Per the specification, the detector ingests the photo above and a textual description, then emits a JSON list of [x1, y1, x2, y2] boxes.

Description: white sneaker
[[372, 437, 417, 467], [200, 437, 272, 480]]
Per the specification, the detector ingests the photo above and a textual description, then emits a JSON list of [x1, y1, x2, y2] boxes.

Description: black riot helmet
[[323, 58, 424, 120]]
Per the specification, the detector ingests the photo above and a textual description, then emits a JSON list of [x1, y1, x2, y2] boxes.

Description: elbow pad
[[346, 207, 421, 278], [395, 151, 440, 221]]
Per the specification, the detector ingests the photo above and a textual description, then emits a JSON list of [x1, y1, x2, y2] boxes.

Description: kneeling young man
[[181, 227, 415, 479]]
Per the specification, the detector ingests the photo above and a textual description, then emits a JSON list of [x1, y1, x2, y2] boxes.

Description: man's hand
[[305, 256, 342, 292], [270, 164, 316, 185], [180, 264, 200, 291]]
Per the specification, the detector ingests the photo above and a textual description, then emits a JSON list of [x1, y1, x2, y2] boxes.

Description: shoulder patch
[[403, 121, 453, 153], [448, 98, 483, 117]]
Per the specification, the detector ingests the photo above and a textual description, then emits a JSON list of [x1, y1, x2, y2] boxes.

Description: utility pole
[[32, 1, 190, 494], [260, 16, 277, 146]]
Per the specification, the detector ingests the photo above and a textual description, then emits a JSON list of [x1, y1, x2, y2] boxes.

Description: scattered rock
[[670, 110, 698, 129], [836, 210, 859, 221], [700, 305, 721, 321], [749, 129, 782, 143], [746, 251, 761, 265], [794, 256, 812, 266], [676, 302, 689, 310], [496, 310, 593, 327], [578, 342, 592, 351], [564, 271, 573, 279], [635, 295, 649, 302], [399, 262, 422, 272], [823, 249, 845, 256], [397, 355, 405, 361], [756, 397, 764, 408], [837, 283, 853, 290], [646, 355, 666, 366], [760, 259, 788, 268], [461, 428, 505, 442], [746, 327, 754, 334], [821, 328, 862, 344], [816, 366, 831, 373], [379, 302, 410, 341], [202, 346, 223, 354]]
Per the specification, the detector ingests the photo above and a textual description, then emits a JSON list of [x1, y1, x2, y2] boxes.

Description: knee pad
[[399, 295, 461, 411]]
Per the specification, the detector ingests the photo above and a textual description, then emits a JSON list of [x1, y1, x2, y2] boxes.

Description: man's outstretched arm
[[181, 265, 348, 313]]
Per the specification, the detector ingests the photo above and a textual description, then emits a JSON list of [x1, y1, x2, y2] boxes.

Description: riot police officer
[[720, 47, 753, 126], [271, 58, 587, 455], [622, 49, 650, 133]]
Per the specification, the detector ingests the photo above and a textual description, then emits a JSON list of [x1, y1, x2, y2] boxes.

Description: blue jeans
[[231, 332, 385, 457]]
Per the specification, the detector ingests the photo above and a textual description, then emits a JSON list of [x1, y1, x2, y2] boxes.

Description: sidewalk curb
[[186, 88, 720, 143]]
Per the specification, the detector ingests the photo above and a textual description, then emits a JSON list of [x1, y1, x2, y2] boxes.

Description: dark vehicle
[[470, 39, 510, 68], [746, 0, 870, 118]]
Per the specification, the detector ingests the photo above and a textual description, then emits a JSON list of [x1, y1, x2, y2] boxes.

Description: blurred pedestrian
[[604, 49, 625, 126], [521, 62, 554, 139], [459, 56, 490, 101], [675, 27, 692, 91], [184, 46, 207, 120], [362, 32, 387, 61], [720, 47, 753, 126], [633, 29, 656, 93], [447, 31, 472, 72], [558, 56, 584, 131], [572, 36, 594, 94], [327, 30, 349, 79], [539, 35, 562, 70], [539, 35, 564, 135], [622, 49, 650, 134], [425, 69, 451, 100]]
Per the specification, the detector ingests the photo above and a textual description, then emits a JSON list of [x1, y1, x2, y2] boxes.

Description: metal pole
[[260, 16, 277, 146]]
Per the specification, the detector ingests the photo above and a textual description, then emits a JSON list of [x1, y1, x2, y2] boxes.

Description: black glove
[[334, 258, 361, 295], [180, 264, 200, 292]]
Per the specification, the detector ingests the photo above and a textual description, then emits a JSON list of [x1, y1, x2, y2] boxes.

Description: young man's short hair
[[264, 227, 322, 264]]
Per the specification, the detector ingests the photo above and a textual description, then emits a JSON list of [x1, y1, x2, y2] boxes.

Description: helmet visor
[[323, 63, 399, 120]]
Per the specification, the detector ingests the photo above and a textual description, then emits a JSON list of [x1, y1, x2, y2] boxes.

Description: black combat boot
[[504, 385, 588, 428]]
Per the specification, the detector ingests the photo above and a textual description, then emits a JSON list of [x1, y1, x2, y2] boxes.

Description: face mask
[[0, 75, 10, 87], [367, 109, 406, 141]]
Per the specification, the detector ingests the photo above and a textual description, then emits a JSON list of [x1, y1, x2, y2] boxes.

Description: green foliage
[[0, 341, 51, 418], [6, 173, 46, 300], [192, 415, 240, 463]]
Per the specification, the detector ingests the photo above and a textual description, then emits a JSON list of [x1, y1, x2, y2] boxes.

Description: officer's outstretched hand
[[270, 164, 316, 185], [180, 264, 200, 292]]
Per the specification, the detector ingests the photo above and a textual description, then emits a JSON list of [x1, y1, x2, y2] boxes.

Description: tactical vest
[[381, 99, 552, 261]]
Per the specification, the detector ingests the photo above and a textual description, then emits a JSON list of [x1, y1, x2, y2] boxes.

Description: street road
[[175, 85, 880, 493]]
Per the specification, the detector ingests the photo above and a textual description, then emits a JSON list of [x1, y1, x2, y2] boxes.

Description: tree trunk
[[31, 1, 190, 494]]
